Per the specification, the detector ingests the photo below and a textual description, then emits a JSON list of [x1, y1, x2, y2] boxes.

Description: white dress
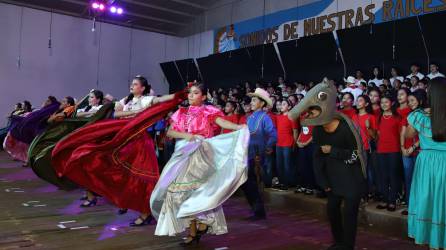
[[118, 96, 154, 112], [76, 105, 103, 117], [151, 128, 250, 236]]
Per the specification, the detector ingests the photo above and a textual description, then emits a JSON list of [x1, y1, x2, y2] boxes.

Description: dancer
[[406, 77, 446, 250], [151, 82, 248, 245], [243, 88, 276, 216], [289, 80, 367, 250], [52, 76, 186, 226], [28, 90, 112, 190], [3, 96, 60, 164]]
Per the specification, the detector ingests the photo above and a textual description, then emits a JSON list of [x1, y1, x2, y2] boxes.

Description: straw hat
[[247, 88, 273, 107]]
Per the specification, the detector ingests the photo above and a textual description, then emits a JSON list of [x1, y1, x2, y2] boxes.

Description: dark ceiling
[[0, 0, 217, 36]]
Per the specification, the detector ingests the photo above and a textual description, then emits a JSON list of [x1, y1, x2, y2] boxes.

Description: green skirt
[[408, 149, 446, 249], [28, 103, 114, 190]]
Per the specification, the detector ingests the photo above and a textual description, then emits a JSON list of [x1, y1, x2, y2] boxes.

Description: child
[[275, 99, 299, 190], [376, 95, 402, 212]]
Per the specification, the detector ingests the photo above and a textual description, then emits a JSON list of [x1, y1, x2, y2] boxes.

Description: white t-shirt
[[341, 87, 363, 105], [76, 105, 103, 117], [118, 96, 154, 112], [406, 72, 425, 80], [295, 89, 307, 96], [354, 79, 367, 86], [427, 72, 445, 79], [368, 78, 383, 87], [390, 76, 404, 86]]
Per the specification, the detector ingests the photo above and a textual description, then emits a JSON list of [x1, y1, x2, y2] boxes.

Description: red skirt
[[52, 95, 184, 213]]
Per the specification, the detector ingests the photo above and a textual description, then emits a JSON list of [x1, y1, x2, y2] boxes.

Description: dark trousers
[[263, 152, 274, 187], [298, 144, 316, 189], [241, 158, 266, 217], [327, 192, 361, 249], [377, 152, 402, 205], [276, 146, 293, 187]]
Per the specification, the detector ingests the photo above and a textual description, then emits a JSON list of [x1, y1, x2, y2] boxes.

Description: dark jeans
[[263, 152, 274, 187], [402, 155, 417, 204], [241, 158, 266, 217], [297, 144, 316, 189], [377, 152, 402, 205], [276, 146, 294, 187], [327, 192, 361, 250]]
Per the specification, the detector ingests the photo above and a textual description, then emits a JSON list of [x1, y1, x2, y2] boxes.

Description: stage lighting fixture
[[92, 2, 99, 9], [117, 8, 123, 15], [110, 6, 117, 13], [99, 4, 105, 10]]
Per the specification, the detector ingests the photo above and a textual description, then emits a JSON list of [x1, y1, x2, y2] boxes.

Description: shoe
[[279, 185, 289, 191], [179, 234, 201, 246], [80, 197, 97, 207], [197, 225, 209, 236], [376, 204, 387, 210], [129, 215, 153, 227], [117, 208, 128, 215], [401, 210, 408, 216], [387, 204, 396, 212], [80, 195, 88, 201], [294, 187, 305, 194], [305, 189, 314, 195], [245, 214, 266, 221]]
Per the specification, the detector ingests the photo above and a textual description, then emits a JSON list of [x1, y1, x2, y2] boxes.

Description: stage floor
[[0, 151, 423, 250]]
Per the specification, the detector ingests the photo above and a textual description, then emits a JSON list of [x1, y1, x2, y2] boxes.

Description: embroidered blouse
[[170, 105, 224, 138]]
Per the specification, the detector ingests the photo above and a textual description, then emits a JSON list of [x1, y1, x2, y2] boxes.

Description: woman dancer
[[151, 82, 249, 245], [3, 96, 60, 164], [52, 76, 187, 227], [406, 77, 446, 250]]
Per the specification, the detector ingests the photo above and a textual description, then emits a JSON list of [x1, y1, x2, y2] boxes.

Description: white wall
[[0, 3, 188, 122]]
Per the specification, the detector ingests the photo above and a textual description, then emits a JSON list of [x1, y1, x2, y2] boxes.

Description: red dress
[[51, 94, 185, 213]]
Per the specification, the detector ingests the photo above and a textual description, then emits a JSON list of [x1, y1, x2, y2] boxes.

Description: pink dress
[[153, 105, 232, 236], [170, 105, 223, 138]]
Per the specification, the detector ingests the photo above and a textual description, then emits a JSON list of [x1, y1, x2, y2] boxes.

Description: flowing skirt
[[408, 150, 446, 249], [3, 132, 29, 163], [52, 97, 184, 213], [29, 103, 114, 190], [151, 128, 249, 236]]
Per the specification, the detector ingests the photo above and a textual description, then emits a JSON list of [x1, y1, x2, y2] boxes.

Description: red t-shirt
[[357, 113, 377, 150], [222, 114, 239, 134], [401, 116, 420, 156], [275, 114, 299, 147], [267, 111, 277, 125], [297, 126, 313, 144], [340, 108, 357, 121], [239, 112, 252, 124], [372, 107, 381, 122], [397, 106, 415, 150], [397, 106, 411, 120], [377, 115, 402, 153]]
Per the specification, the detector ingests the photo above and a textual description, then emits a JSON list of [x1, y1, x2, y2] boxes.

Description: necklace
[[184, 106, 203, 131]]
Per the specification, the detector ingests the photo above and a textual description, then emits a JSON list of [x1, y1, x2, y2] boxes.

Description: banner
[[214, 0, 446, 53]]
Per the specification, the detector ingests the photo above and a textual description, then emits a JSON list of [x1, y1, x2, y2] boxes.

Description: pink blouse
[[170, 105, 224, 138]]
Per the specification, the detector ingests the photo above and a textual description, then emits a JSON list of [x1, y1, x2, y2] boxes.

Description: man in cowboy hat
[[341, 76, 363, 105], [241, 88, 277, 220]]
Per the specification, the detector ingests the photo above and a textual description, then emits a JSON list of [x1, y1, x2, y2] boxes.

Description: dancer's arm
[[215, 117, 245, 131], [152, 94, 175, 105], [166, 127, 203, 141]]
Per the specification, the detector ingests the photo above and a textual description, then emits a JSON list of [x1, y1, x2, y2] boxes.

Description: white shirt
[[118, 96, 154, 112], [368, 78, 383, 87], [427, 72, 445, 79], [354, 79, 367, 86], [341, 87, 363, 105], [390, 76, 404, 86], [76, 105, 103, 117], [406, 72, 425, 80], [295, 89, 307, 96]]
